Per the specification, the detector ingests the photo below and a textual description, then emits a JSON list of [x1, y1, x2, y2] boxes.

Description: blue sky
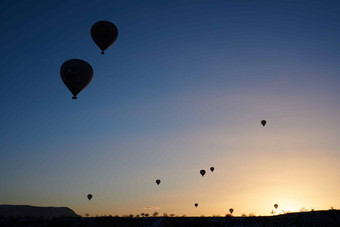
[[1, 0, 340, 216]]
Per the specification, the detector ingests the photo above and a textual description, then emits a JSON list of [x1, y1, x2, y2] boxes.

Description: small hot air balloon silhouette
[[60, 59, 93, 99], [200, 169, 206, 177], [156, 179, 161, 185], [210, 167, 214, 172], [274, 204, 278, 209], [87, 194, 92, 201], [91, 21, 118, 54], [194, 203, 198, 207], [261, 120, 267, 127], [229, 208, 234, 214]]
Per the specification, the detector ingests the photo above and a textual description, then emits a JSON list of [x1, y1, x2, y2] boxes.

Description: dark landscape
[[1, 205, 339, 226]]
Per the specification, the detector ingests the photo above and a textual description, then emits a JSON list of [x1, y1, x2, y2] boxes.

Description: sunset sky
[[1, 0, 340, 217]]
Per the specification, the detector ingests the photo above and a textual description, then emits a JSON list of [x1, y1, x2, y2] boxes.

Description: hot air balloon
[[274, 204, 278, 209], [200, 169, 206, 177], [60, 59, 93, 99], [87, 194, 92, 201], [194, 203, 198, 207], [210, 167, 214, 172], [229, 208, 234, 214], [261, 120, 267, 127], [91, 21, 118, 55], [156, 179, 161, 185]]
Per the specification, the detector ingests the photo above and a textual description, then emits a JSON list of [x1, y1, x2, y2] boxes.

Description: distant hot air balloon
[[60, 59, 93, 99], [195, 203, 198, 207], [156, 179, 161, 185], [200, 170, 206, 177], [229, 208, 234, 214], [210, 167, 214, 172], [261, 120, 267, 127], [87, 194, 92, 201], [274, 204, 278, 209], [91, 21, 118, 54]]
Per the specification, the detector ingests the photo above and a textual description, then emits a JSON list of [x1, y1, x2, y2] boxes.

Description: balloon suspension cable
[[101, 51, 104, 55], [72, 96, 77, 99]]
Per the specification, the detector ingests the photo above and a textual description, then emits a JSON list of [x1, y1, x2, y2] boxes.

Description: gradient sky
[[1, 0, 340, 217]]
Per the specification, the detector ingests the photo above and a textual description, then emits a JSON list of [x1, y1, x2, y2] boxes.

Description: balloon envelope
[[60, 59, 93, 99], [87, 194, 92, 201], [156, 179, 161, 185], [210, 167, 214, 172], [194, 203, 198, 207], [200, 169, 206, 177], [229, 208, 234, 214], [274, 204, 278, 209], [91, 21, 118, 54], [261, 120, 267, 126]]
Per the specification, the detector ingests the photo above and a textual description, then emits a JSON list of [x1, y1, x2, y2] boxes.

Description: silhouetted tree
[[299, 207, 308, 212], [153, 212, 159, 217]]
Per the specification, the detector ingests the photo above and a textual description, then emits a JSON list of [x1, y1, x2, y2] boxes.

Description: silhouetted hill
[[0, 205, 79, 218], [0, 209, 339, 226]]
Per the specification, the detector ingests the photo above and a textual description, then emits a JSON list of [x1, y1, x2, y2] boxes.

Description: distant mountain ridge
[[0, 205, 79, 218]]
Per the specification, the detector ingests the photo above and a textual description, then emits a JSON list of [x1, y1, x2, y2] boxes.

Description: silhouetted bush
[[248, 212, 255, 217]]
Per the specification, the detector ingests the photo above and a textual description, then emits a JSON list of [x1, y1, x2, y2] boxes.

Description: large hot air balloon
[[91, 21, 118, 55], [60, 59, 93, 99], [87, 194, 93, 201], [200, 169, 206, 177], [229, 208, 234, 214], [210, 167, 214, 172], [194, 203, 198, 207], [261, 120, 267, 127], [156, 179, 161, 185], [274, 204, 278, 209]]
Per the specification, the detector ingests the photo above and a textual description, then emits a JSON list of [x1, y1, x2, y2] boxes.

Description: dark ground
[[0, 210, 339, 227]]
